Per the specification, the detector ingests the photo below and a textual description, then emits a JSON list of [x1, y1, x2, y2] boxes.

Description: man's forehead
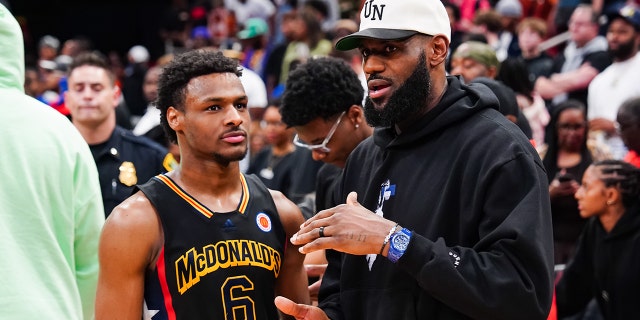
[[186, 76, 246, 102], [609, 16, 638, 29], [187, 72, 242, 88], [68, 66, 112, 84], [571, 9, 593, 21], [296, 118, 334, 140], [69, 65, 108, 77]]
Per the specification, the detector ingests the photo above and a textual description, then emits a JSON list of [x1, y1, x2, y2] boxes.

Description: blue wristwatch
[[387, 228, 411, 263]]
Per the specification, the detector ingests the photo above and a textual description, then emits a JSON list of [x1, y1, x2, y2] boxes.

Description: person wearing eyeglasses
[[281, 56, 371, 215], [247, 101, 321, 204], [542, 99, 593, 265], [279, 56, 372, 305]]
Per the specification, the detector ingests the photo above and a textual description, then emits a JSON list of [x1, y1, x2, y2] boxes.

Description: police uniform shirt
[[89, 125, 171, 217], [139, 173, 286, 320]]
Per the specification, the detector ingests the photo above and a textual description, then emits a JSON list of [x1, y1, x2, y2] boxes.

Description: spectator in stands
[[617, 97, 640, 167], [542, 100, 592, 264], [451, 41, 534, 138], [517, 17, 554, 82], [224, 0, 276, 26], [470, 10, 504, 53], [23, 66, 41, 97], [300, 0, 340, 33], [329, 19, 365, 89], [498, 57, 550, 147], [277, 7, 332, 90], [535, 5, 611, 109], [37, 35, 59, 62], [122, 45, 150, 125], [265, 6, 297, 99], [451, 41, 500, 82], [132, 66, 163, 136], [495, 0, 523, 61], [61, 37, 92, 58], [556, 160, 640, 319], [588, 3, 640, 160], [238, 17, 271, 78]]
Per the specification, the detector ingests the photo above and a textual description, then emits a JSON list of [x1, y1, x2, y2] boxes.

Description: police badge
[[118, 161, 138, 187]]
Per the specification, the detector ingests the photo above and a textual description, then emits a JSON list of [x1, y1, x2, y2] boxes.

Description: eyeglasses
[[293, 111, 345, 153]]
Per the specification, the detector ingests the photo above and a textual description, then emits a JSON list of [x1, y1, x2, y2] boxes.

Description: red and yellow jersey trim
[[155, 174, 250, 218], [156, 248, 177, 320]]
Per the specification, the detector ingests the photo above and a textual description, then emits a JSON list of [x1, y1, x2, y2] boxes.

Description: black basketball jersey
[[140, 173, 286, 320]]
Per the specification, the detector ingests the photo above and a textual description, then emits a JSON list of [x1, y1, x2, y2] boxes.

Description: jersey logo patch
[[256, 212, 272, 232]]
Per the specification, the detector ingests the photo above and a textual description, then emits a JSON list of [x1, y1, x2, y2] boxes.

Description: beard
[[364, 51, 432, 127], [212, 147, 248, 167], [609, 37, 636, 61]]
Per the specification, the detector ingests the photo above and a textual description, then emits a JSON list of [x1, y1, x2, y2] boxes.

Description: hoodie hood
[[0, 4, 25, 92], [374, 76, 500, 149]]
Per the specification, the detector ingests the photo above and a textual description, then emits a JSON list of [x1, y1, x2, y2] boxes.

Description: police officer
[[65, 52, 174, 216]]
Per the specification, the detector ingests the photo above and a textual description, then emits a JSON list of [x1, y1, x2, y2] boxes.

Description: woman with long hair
[[542, 100, 592, 264]]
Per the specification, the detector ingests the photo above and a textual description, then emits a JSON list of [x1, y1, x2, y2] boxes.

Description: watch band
[[387, 228, 412, 263]]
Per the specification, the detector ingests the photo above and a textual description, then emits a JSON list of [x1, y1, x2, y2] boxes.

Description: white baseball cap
[[335, 0, 451, 51]]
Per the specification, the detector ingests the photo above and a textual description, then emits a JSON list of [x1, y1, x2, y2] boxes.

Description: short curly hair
[[280, 56, 364, 127], [156, 49, 242, 143]]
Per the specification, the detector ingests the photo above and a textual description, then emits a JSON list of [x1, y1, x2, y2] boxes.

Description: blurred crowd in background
[[7, 0, 640, 275]]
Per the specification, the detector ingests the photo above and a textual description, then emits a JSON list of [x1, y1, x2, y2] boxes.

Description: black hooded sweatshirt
[[319, 76, 554, 320]]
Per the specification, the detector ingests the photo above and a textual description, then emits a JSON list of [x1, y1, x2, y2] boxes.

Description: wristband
[[379, 223, 399, 255]]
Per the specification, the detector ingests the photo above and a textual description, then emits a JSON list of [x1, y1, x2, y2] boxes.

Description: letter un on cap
[[335, 0, 451, 51]]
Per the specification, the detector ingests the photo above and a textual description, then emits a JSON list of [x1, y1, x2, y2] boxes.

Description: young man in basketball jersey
[[95, 49, 309, 319]]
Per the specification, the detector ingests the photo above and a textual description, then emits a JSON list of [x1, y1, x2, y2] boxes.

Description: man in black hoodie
[[275, 0, 554, 319]]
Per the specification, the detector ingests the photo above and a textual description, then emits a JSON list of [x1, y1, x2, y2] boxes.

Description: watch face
[[392, 233, 410, 251]]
